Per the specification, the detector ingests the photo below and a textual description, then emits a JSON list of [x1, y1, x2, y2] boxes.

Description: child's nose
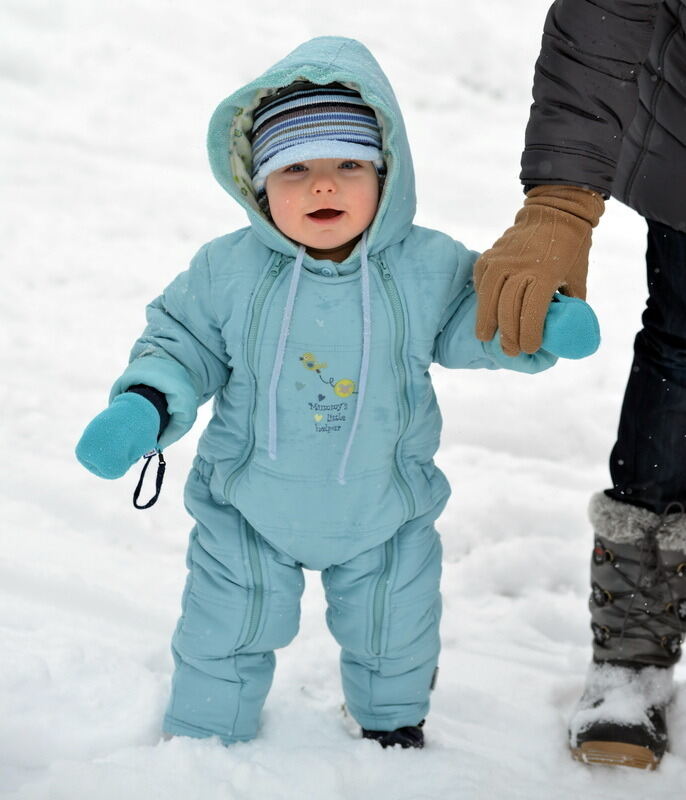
[[311, 175, 337, 194]]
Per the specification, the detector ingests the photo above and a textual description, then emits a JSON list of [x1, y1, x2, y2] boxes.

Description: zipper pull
[[270, 255, 285, 276], [379, 259, 392, 280]]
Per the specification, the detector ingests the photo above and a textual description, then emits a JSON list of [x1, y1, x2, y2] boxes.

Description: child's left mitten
[[75, 393, 160, 479], [541, 293, 600, 359]]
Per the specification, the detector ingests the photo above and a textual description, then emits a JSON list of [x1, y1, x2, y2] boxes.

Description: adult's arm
[[475, 0, 658, 356], [521, 0, 659, 196]]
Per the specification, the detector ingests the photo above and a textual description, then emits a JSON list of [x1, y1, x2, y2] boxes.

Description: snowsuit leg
[[163, 468, 305, 744], [322, 510, 442, 731]]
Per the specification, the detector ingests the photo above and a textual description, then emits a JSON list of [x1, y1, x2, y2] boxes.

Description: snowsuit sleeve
[[521, 0, 658, 196], [433, 246, 557, 373], [109, 243, 231, 448]]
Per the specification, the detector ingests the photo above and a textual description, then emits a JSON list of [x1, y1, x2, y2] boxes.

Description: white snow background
[[2, 1, 685, 798]]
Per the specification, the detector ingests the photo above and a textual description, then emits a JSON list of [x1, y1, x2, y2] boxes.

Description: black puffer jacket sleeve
[[520, 0, 659, 197]]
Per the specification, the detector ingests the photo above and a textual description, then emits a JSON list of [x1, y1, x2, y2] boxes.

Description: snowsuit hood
[[207, 36, 416, 267]]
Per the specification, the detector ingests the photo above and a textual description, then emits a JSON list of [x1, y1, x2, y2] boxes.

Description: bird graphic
[[299, 352, 328, 373]]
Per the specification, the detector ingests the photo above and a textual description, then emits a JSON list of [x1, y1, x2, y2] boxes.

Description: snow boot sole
[[570, 740, 660, 770]]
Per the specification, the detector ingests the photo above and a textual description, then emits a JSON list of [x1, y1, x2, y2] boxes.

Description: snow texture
[[2, 1, 686, 798]]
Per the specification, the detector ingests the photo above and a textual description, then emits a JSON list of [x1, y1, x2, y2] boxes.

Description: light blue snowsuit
[[110, 37, 556, 742]]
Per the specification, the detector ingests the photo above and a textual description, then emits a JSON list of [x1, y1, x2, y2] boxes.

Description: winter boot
[[569, 493, 686, 769], [362, 720, 425, 749]]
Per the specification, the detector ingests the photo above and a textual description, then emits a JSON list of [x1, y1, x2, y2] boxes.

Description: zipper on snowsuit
[[375, 256, 416, 520], [223, 253, 285, 500], [370, 256, 416, 655], [371, 537, 395, 655], [240, 521, 264, 649]]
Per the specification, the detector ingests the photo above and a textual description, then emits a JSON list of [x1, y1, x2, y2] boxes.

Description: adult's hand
[[474, 185, 604, 355]]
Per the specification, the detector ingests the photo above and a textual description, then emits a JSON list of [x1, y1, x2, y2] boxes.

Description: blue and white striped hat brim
[[253, 141, 383, 193]]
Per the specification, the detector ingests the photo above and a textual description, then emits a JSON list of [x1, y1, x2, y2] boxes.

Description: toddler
[[76, 37, 599, 748]]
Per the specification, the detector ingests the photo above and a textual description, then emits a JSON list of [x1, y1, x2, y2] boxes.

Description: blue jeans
[[606, 220, 686, 514]]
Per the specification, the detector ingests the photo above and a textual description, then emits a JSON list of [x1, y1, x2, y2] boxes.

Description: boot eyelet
[[660, 634, 682, 656], [593, 542, 606, 564], [593, 541, 615, 564], [592, 583, 613, 606], [592, 623, 611, 645]]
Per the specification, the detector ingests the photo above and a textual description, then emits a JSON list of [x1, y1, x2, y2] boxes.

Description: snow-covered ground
[[2, 1, 685, 797]]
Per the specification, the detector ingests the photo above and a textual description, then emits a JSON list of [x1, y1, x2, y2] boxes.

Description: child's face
[[265, 158, 379, 258]]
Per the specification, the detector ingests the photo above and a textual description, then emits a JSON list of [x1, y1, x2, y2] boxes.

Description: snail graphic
[[333, 379, 355, 398]]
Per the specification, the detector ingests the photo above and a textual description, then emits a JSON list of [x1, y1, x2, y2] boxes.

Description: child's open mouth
[[307, 209, 344, 220]]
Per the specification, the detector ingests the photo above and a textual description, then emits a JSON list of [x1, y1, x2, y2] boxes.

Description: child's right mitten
[[541, 293, 600, 359], [75, 392, 160, 479]]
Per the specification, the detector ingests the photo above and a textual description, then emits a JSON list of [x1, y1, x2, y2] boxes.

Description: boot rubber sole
[[571, 741, 660, 770]]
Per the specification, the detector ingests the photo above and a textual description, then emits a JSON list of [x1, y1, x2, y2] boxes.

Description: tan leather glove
[[474, 185, 605, 356]]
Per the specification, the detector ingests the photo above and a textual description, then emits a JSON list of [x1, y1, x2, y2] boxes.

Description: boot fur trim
[[589, 492, 686, 551]]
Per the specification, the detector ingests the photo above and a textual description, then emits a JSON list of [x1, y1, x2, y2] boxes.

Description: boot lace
[[591, 502, 686, 660]]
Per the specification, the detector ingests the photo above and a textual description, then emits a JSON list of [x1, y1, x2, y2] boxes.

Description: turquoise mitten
[[76, 393, 160, 479], [541, 293, 600, 359]]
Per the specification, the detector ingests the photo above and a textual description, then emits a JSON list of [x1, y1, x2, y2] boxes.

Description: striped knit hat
[[250, 81, 384, 196]]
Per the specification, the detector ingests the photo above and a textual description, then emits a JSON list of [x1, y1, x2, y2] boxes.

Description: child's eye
[[339, 161, 360, 170], [284, 163, 306, 173]]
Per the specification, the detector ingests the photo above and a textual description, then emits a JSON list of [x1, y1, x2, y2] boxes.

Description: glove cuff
[[525, 184, 605, 228]]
